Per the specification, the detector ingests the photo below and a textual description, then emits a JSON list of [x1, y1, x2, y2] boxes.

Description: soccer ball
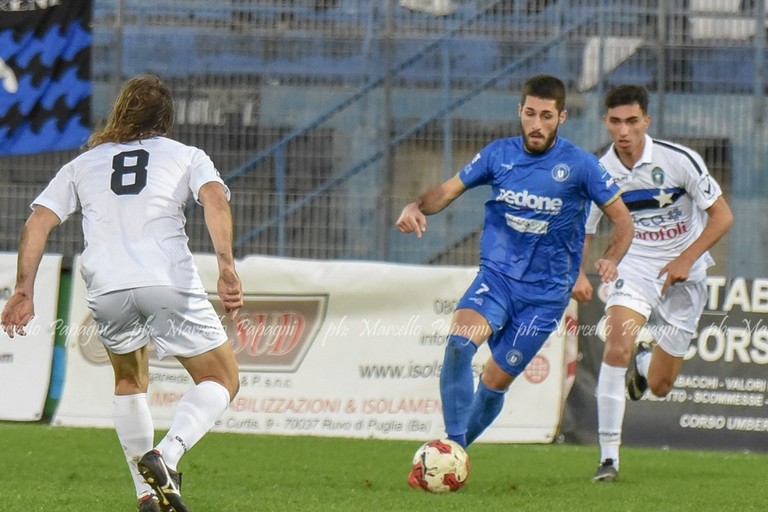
[[408, 439, 470, 493]]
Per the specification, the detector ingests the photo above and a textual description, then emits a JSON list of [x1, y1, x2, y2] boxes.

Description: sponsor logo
[[634, 221, 689, 242], [496, 188, 563, 214], [551, 163, 570, 182], [77, 294, 329, 372], [615, 279, 624, 289], [633, 210, 683, 227], [500, 162, 514, 171], [651, 167, 665, 186], [222, 295, 328, 372], [504, 213, 549, 234], [523, 354, 550, 384], [698, 175, 716, 199]]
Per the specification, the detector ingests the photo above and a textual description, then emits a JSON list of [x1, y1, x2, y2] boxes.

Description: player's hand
[[1, 292, 34, 338], [658, 256, 693, 295], [594, 258, 619, 283], [571, 271, 593, 303], [218, 267, 243, 319], [396, 203, 427, 239]]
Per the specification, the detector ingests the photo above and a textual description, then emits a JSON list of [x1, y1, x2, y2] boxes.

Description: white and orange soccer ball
[[408, 439, 470, 493]]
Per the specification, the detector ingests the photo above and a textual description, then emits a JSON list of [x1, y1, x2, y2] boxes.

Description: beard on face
[[521, 121, 558, 154]]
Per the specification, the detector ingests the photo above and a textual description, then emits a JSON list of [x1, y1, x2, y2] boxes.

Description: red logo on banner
[[77, 295, 328, 373], [523, 355, 550, 384]]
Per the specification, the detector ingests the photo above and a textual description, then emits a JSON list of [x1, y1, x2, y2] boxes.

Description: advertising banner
[[0, 252, 61, 420], [562, 275, 768, 452], [54, 255, 571, 443]]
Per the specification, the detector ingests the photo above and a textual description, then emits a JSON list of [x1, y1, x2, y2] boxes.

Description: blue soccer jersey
[[458, 136, 620, 299]]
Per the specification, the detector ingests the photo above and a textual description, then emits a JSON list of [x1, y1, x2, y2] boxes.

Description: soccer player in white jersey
[[1, 74, 242, 512], [573, 85, 733, 482], [398, 75, 633, 483]]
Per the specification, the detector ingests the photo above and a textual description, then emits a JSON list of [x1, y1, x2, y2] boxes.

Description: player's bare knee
[[604, 341, 633, 366], [481, 371, 514, 392]]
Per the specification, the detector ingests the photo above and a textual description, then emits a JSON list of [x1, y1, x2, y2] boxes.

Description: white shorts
[[605, 275, 707, 357], [87, 286, 228, 360]]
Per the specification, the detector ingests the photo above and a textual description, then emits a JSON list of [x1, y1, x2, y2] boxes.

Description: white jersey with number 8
[[32, 136, 230, 298]]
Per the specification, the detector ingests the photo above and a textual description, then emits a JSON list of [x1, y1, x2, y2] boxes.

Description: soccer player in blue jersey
[[575, 85, 733, 482], [397, 74, 634, 458]]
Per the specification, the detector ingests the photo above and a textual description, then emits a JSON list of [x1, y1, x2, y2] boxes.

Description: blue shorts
[[456, 267, 569, 376]]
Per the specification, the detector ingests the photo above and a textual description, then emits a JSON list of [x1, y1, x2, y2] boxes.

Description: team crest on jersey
[[506, 349, 525, 368], [651, 167, 665, 186], [551, 163, 571, 182]]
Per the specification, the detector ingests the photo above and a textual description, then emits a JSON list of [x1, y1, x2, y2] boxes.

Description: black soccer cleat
[[626, 342, 651, 401], [592, 458, 618, 482], [138, 450, 188, 512], [137, 494, 162, 512]]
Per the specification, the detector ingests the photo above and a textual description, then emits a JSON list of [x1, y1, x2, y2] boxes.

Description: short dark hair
[[604, 85, 649, 114], [521, 74, 566, 112]]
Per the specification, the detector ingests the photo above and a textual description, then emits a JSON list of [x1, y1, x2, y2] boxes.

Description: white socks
[[113, 393, 155, 498], [157, 380, 231, 471], [596, 362, 626, 467], [114, 380, 231, 495], [636, 349, 652, 378]]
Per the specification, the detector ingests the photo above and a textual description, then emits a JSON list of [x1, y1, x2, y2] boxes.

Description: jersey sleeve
[[189, 148, 231, 204], [457, 140, 497, 188], [682, 150, 722, 210], [31, 163, 79, 222], [585, 158, 621, 208]]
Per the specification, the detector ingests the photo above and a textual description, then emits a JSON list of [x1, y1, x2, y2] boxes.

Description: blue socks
[[440, 335, 477, 448], [466, 380, 506, 445]]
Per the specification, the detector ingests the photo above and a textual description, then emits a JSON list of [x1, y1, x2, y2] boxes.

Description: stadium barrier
[[7, 253, 768, 451], [0, 253, 61, 421], [562, 274, 768, 452], [50, 254, 572, 443]]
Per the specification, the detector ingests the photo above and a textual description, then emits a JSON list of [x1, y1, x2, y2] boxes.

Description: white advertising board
[[54, 255, 571, 443], [0, 252, 62, 421]]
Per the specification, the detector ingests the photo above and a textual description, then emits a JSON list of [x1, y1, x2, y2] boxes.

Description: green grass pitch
[[1, 422, 766, 511]]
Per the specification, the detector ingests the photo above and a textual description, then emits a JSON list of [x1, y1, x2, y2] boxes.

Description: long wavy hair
[[87, 74, 174, 148]]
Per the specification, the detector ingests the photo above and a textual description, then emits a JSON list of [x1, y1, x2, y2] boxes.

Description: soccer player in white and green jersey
[[575, 84, 733, 482]]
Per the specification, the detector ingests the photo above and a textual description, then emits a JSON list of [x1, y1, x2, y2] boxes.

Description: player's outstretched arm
[[659, 196, 733, 294], [1, 206, 60, 337], [198, 182, 243, 317], [595, 197, 634, 283], [396, 175, 466, 239]]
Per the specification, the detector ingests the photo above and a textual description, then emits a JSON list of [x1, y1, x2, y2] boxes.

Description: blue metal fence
[[1, 0, 765, 276]]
